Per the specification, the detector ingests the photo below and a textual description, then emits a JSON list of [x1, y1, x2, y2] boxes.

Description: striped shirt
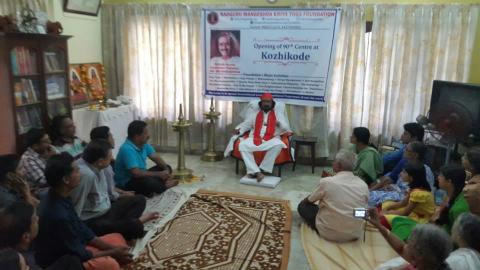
[[19, 147, 49, 188]]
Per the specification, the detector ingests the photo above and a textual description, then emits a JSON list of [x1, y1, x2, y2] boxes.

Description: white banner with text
[[202, 8, 341, 106]]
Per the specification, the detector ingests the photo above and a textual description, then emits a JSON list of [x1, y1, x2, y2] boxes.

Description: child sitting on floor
[[381, 163, 435, 227], [433, 164, 470, 233]]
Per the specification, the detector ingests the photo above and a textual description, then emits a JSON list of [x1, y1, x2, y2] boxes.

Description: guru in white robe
[[236, 110, 290, 174]]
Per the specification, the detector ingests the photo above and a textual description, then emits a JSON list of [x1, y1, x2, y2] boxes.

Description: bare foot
[[256, 172, 265, 182], [165, 179, 179, 188], [247, 173, 257, 178], [139, 212, 160, 223], [261, 170, 272, 176]]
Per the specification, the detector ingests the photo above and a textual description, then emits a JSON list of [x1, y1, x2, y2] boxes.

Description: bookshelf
[[0, 33, 72, 154]]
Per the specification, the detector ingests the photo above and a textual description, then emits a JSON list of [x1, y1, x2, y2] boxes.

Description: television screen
[[429, 80, 480, 140]]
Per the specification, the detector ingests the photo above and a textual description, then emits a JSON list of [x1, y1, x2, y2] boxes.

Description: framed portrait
[[69, 64, 88, 106], [63, 0, 102, 16], [83, 63, 107, 98]]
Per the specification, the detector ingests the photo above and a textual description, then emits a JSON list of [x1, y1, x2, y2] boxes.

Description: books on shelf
[[44, 52, 63, 72], [14, 79, 40, 105], [10, 46, 37, 75], [16, 107, 42, 134], [46, 75, 66, 99]]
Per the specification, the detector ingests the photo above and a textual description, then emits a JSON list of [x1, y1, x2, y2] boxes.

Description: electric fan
[[428, 101, 474, 144]]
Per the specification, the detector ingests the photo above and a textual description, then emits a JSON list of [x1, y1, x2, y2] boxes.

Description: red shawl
[[253, 110, 276, 146]]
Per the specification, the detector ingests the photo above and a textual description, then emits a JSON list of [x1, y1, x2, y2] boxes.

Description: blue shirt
[[35, 191, 95, 268], [114, 139, 155, 187], [386, 158, 407, 184], [382, 145, 405, 172]]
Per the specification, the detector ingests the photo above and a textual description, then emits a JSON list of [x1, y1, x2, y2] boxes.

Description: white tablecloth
[[72, 104, 138, 157]]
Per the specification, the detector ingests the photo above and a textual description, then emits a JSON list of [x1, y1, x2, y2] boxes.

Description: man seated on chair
[[297, 150, 369, 242], [234, 93, 291, 182]]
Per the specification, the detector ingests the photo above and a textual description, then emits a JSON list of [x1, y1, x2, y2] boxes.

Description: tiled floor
[[157, 153, 327, 270]]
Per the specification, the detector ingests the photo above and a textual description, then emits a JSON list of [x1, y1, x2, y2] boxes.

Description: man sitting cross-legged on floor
[[114, 120, 178, 197], [18, 128, 58, 192], [90, 126, 135, 201], [70, 139, 158, 240], [35, 153, 132, 270], [297, 150, 369, 242]]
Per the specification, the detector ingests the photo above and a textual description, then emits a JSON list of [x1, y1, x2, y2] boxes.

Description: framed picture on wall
[[83, 63, 108, 100], [69, 64, 88, 106], [63, 0, 102, 16]]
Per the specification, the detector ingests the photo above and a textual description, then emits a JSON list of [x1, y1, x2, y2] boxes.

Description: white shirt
[[308, 171, 369, 242]]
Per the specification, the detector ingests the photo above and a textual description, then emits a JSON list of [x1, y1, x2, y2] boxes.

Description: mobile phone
[[353, 208, 368, 219]]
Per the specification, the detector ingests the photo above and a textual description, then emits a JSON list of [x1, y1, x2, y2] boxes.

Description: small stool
[[292, 135, 317, 174]]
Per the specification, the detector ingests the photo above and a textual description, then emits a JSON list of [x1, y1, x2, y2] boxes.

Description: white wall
[[46, 0, 102, 64]]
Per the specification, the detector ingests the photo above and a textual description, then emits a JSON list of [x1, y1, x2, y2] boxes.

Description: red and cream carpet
[[125, 189, 292, 270]]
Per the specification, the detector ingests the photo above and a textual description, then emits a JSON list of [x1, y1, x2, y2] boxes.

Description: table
[[291, 135, 317, 174], [72, 104, 138, 157]]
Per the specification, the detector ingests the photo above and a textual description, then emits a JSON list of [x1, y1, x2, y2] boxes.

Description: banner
[[202, 8, 341, 107]]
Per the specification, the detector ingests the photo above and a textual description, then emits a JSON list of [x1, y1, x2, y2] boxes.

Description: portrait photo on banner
[[210, 30, 241, 61]]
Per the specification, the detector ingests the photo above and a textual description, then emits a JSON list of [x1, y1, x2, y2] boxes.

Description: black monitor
[[429, 80, 480, 139]]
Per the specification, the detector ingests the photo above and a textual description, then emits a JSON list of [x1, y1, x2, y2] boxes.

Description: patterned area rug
[[142, 188, 187, 231], [125, 189, 292, 270], [131, 187, 197, 258]]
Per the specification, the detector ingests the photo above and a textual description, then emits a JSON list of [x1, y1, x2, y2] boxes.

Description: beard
[[261, 104, 272, 112]]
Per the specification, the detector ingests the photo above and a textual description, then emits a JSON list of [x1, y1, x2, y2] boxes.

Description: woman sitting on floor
[[350, 127, 383, 186], [447, 213, 480, 269], [0, 155, 39, 207], [374, 213, 480, 270], [381, 163, 435, 227], [369, 208, 452, 270], [433, 165, 469, 233], [369, 141, 434, 206], [50, 115, 86, 159], [371, 141, 434, 192], [463, 147, 480, 181]]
